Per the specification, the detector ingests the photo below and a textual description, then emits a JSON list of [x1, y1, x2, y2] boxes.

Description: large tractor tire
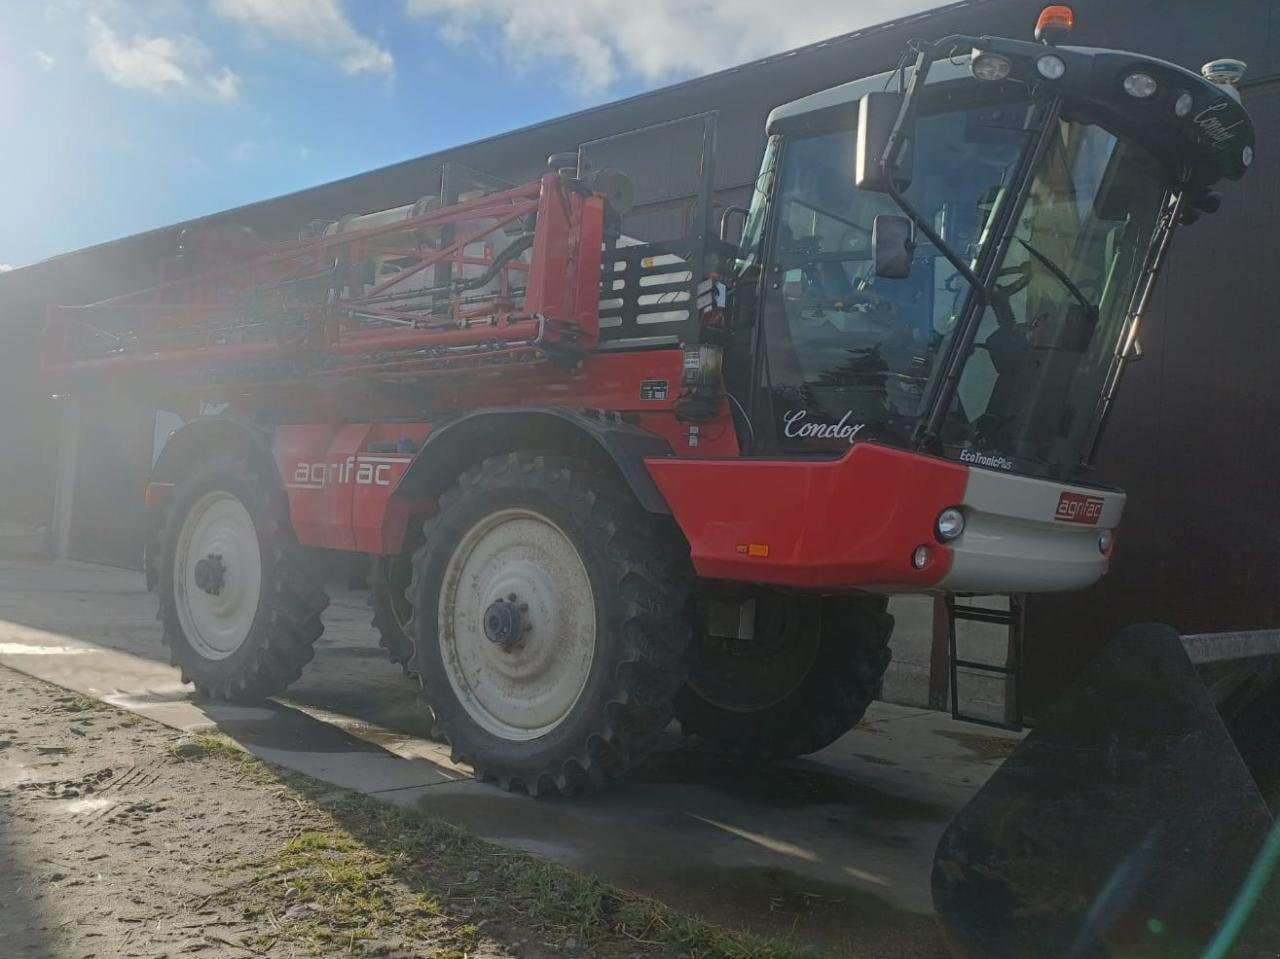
[[158, 452, 329, 702], [371, 534, 421, 676], [408, 451, 691, 795], [675, 594, 893, 759]]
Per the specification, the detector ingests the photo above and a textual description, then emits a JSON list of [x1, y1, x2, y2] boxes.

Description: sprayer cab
[[741, 8, 1253, 489]]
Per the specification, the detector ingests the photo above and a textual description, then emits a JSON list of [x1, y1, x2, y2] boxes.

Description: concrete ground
[[0, 558, 1021, 950]]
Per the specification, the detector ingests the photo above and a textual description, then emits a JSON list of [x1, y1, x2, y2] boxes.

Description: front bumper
[[939, 466, 1123, 593], [644, 442, 1123, 594]]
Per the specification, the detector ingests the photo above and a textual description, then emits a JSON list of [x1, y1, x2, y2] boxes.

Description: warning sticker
[[640, 380, 669, 401]]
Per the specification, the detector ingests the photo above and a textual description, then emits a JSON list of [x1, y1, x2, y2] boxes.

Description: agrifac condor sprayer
[[44, 8, 1254, 794]]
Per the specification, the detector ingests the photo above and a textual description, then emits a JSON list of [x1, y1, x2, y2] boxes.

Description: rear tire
[[675, 594, 893, 759], [159, 452, 329, 702], [409, 452, 691, 795]]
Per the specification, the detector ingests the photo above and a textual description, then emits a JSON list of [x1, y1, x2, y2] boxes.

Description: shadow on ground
[[0, 783, 54, 956]]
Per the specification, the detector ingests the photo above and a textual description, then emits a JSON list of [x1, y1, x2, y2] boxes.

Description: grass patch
[[166, 734, 273, 783], [50, 694, 107, 714], [230, 828, 444, 954], [168, 733, 244, 761], [218, 770, 817, 959]]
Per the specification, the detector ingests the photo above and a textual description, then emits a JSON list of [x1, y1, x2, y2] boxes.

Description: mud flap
[[932, 623, 1280, 958]]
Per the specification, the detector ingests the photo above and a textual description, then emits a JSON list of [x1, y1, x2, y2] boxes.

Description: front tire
[[675, 594, 893, 759], [159, 453, 329, 702], [409, 452, 691, 795]]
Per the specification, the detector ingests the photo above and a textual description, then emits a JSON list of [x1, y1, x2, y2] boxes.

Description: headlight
[[936, 507, 965, 542], [1036, 55, 1066, 80], [1243, 145, 1255, 167], [971, 52, 1012, 82], [1098, 529, 1113, 554], [1123, 72, 1158, 98], [911, 545, 933, 570], [1174, 92, 1194, 117]]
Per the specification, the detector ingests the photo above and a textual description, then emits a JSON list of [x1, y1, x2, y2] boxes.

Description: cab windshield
[[749, 94, 1169, 481], [942, 122, 1167, 479], [753, 98, 1034, 453]]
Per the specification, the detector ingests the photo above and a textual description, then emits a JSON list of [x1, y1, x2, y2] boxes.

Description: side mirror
[[873, 214, 915, 279], [856, 92, 914, 193]]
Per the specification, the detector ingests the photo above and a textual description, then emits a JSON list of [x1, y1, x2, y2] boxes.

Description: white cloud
[[213, 0, 393, 76], [207, 66, 242, 101], [404, 0, 942, 93], [33, 51, 56, 71], [231, 139, 262, 162], [86, 12, 240, 101], [0, 264, 13, 272], [87, 13, 194, 94]]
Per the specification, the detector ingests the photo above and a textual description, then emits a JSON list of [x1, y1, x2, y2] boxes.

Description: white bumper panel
[[938, 469, 1126, 594]]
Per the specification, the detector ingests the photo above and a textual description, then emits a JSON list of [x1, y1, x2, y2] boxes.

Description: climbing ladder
[[947, 594, 1025, 731]]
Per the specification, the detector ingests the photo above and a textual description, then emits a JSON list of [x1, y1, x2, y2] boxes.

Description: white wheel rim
[[173, 491, 262, 661], [438, 507, 596, 741]]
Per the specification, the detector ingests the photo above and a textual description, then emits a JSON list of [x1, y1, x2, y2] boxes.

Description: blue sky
[[0, 0, 937, 269]]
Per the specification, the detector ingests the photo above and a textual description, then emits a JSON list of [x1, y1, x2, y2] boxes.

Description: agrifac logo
[[288, 455, 412, 491], [1054, 491, 1104, 526]]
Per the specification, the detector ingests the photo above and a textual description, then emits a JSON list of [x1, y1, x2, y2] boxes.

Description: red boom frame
[[43, 174, 605, 389]]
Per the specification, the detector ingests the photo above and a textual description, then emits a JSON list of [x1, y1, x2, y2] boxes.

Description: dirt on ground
[[0, 665, 476, 958], [3, 664, 916, 959]]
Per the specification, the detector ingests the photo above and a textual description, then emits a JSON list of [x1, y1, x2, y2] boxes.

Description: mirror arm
[[876, 37, 984, 301], [719, 205, 750, 242], [877, 33, 983, 185], [885, 181, 986, 300]]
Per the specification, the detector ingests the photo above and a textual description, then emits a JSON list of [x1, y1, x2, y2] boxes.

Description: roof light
[[1174, 92, 1194, 117], [1123, 72, 1159, 99], [971, 52, 1012, 82], [1035, 5, 1074, 45], [1201, 58, 1247, 86], [1243, 145, 1254, 167], [1036, 54, 1066, 80]]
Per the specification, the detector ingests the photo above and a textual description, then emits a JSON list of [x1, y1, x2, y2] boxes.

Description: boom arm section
[[42, 174, 605, 407]]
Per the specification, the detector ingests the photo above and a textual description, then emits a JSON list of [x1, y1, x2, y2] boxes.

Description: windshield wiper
[[1015, 237, 1097, 320]]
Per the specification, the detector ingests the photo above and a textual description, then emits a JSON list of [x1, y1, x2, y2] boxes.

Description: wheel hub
[[172, 491, 262, 662], [687, 593, 823, 713], [193, 553, 227, 596], [483, 594, 529, 649], [438, 508, 597, 741]]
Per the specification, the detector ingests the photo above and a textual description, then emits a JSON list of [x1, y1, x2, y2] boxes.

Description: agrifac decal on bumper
[[1054, 491, 1105, 525]]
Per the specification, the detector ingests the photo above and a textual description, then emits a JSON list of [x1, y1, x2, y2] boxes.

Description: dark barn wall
[[0, 351, 60, 533], [1024, 76, 1280, 712], [0, 0, 1275, 706], [65, 396, 154, 569]]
